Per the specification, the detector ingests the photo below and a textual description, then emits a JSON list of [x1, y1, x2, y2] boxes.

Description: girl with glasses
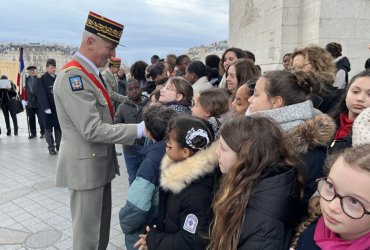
[[159, 77, 193, 114], [291, 144, 370, 249]]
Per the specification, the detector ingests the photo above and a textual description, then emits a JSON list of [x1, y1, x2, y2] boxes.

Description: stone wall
[[230, 0, 370, 76]]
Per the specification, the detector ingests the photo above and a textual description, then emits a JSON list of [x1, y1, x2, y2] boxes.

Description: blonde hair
[[291, 144, 370, 248]]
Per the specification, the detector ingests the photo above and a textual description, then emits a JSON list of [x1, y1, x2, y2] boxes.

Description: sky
[[0, 0, 229, 66]]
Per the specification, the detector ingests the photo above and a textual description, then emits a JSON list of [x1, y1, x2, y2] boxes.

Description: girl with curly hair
[[291, 45, 343, 113]]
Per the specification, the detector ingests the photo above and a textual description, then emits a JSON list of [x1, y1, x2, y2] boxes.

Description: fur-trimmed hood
[[284, 114, 336, 155], [160, 140, 219, 194]]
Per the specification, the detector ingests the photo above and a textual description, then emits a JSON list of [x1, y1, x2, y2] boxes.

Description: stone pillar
[[229, 0, 370, 76]]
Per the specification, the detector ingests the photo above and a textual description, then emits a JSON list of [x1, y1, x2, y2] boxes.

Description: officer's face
[[92, 37, 117, 68]]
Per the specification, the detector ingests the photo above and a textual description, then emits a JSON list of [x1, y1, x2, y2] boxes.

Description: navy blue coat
[[119, 141, 166, 250], [38, 73, 59, 128], [295, 220, 320, 250]]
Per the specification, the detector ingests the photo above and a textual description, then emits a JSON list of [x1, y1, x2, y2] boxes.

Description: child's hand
[[134, 234, 147, 250], [134, 226, 153, 249]]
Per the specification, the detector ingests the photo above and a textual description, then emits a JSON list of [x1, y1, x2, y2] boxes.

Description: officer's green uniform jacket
[[53, 54, 137, 190]]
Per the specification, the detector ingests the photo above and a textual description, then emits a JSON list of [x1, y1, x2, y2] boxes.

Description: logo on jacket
[[183, 214, 198, 234], [69, 76, 84, 91]]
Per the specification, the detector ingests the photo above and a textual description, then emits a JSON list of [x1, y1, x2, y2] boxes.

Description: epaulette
[[64, 66, 81, 73]]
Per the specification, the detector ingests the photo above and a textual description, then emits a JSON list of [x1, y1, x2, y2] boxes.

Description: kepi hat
[[109, 57, 121, 67], [85, 11, 124, 46]]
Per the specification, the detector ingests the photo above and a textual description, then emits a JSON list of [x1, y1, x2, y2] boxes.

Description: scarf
[[334, 112, 353, 140], [247, 100, 316, 131], [314, 216, 370, 250]]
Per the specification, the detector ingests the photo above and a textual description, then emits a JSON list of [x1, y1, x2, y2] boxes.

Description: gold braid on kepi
[[109, 58, 121, 67], [85, 11, 124, 46]]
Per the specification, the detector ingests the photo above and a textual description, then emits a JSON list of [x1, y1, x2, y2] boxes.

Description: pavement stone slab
[[0, 111, 129, 249]]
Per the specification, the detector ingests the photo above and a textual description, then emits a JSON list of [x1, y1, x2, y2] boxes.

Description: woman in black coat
[[0, 75, 18, 136]]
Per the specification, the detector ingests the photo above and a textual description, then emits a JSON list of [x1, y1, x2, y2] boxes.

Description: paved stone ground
[[0, 111, 128, 249]]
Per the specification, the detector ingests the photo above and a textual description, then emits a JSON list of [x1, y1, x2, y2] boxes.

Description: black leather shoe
[[14, 128, 18, 136], [40, 134, 45, 139], [49, 148, 57, 155], [29, 134, 36, 139], [7, 130, 11, 136]]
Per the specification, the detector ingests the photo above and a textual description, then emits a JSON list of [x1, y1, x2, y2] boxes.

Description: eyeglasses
[[317, 178, 370, 219], [290, 63, 311, 71]]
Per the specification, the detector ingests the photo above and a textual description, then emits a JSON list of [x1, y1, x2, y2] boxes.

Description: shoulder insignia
[[183, 214, 198, 234], [64, 66, 81, 73], [69, 76, 84, 91]]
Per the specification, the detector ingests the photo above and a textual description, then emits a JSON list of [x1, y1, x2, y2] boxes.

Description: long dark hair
[[329, 69, 370, 120], [208, 116, 304, 250], [226, 58, 260, 95], [263, 70, 320, 106]]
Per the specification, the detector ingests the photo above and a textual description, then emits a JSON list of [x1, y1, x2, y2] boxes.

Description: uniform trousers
[[26, 107, 44, 136], [69, 182, 112, 250], [45, 126, 62, 150]]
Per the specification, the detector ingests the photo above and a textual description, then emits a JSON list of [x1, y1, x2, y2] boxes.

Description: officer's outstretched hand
[[44, 109, 52, 114], [136, 121, 146, 139]]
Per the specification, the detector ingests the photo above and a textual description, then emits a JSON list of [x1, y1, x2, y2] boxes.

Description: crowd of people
[[2, 10, 370, 250]]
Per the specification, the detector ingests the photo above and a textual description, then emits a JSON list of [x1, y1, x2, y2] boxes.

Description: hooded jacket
[[119, 140, 166, 250], [250, 101, 336, 208], [146, 141, 219, 250], [284, 113, 336, 208], [334, 56, 351, 89]]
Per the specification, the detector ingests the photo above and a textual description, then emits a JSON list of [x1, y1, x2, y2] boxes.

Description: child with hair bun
[[247, 70, 337, 210], [159, 77, 193, 114], [134, 116, 219, 250]]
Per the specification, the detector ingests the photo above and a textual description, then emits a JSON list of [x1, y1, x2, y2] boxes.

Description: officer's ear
[[86, 36, 96, 49]]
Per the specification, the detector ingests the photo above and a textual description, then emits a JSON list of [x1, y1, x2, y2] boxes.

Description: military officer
[[53, 11, 144, 250], [101, 57, 121, 112]]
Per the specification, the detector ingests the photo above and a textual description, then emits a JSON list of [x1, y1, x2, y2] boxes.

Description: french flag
[[17, 47, 25, 98]]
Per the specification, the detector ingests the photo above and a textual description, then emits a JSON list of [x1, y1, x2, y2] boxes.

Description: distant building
[[0, 42, 77, 82], [187, 40, 228, 62]]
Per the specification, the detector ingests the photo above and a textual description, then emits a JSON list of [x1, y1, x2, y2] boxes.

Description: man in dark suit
[[22, 66, 45, 139], [37, 59, 61, 155]]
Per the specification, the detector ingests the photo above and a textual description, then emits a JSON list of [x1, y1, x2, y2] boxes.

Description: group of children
[[113, 56, 370, 249]]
